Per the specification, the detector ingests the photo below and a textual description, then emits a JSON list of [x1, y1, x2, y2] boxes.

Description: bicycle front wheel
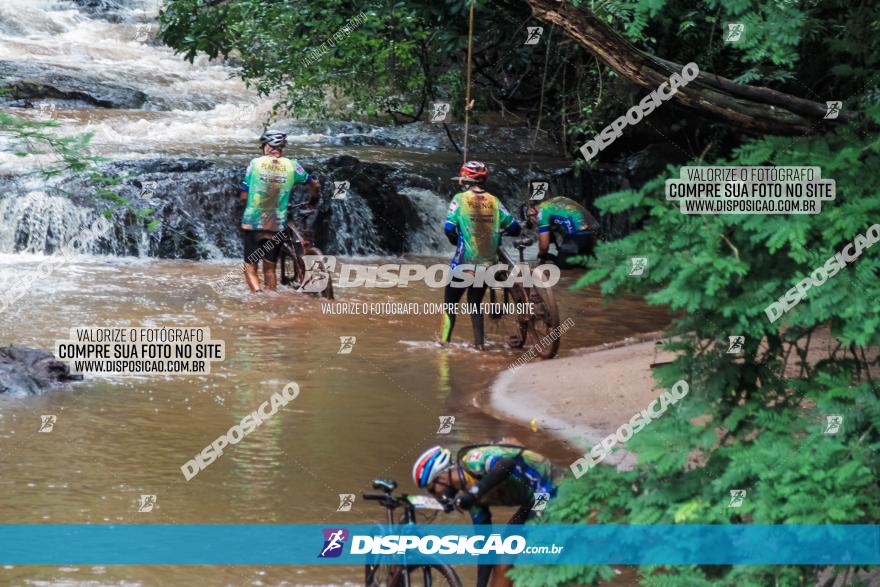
[[365, 563, 463, 587]]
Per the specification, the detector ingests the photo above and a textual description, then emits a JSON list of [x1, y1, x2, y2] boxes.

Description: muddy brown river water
[[0, 254, 669, 585]]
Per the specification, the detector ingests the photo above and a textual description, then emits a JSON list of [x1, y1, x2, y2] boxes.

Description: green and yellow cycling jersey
[[444, 189, 519, 268], [240, 155, 309, 232], [457, 444, 556, 522], [536, 196, 596, 236]]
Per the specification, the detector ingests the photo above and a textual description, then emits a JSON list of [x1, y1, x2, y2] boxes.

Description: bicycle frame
[[363, 482, 456, 587]]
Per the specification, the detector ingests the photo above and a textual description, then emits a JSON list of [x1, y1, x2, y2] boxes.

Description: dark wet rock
[[2, 151, 584, 259], [0, 60, 150, 109], [0, 347, 82, 396], [314, 156, 422, 255]]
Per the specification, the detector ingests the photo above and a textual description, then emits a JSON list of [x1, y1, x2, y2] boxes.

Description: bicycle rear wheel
[[487, 286, 527, 349], [279, 244, 305, 287], [365, 563, 463, 587], [526, 267, 561, 359]]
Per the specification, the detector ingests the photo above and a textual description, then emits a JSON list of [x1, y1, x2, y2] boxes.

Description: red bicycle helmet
[[457, 161, 489, 184]]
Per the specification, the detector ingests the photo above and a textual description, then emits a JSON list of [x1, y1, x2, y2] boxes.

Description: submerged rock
[[0, 347, 82, 396]]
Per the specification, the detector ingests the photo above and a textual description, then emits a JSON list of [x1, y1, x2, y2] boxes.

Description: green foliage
[[513, 118, 880, 585]]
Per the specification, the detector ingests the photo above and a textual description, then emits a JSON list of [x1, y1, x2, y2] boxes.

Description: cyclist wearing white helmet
[[238, 130, 321, 292], [413, 441, 559, 587]]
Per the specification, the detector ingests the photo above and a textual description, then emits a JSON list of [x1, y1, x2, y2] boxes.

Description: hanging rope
[[527, 26, 553, 176], [462, 0, 476, 165]]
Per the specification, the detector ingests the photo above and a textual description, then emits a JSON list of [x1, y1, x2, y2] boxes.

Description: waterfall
[[0, 190, 108, 254], [399, 187, 455, 256]]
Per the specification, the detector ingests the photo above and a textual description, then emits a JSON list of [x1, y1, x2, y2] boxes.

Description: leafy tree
[[511, 111, 880, 586]]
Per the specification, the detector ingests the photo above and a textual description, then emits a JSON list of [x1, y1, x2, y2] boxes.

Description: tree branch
[[526, 0, 859, 135]]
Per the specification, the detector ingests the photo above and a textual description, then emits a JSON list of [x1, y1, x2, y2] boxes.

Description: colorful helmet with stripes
[[457, 161, 489, 184], [412, 446, 452, 488]]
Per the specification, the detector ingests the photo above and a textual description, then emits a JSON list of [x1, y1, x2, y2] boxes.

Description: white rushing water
[[0, 0, 271, 169], [0, 0, 467, 258]]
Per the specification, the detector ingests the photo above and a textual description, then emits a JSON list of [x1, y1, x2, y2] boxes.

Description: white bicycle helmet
[[259, 130, 287, 149]]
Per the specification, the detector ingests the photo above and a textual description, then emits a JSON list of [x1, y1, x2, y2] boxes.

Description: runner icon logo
[[532, 492, 550, 511], [726, 23, 744, 42], [137, 495, 157, 512], [333, 181, 350, 200], [338, 336, 356, 354], [337, 494, 355, 512], [525, 27, 543, 45], [824, 101, 842, 119], [628, 257, 648, 276], [36, 103, 56, 120], [530, 181, 548, 201], [319, 528, 348, 558], [437, 416, 455, 434], [38, 415, 57, 433], [140, 181, 158, 200], [823, 415, 843, 435], [431, 102, 450, 122], [727, 336, 745, 354], [135, 23, 152, 42], [728, 489, 746, 508]]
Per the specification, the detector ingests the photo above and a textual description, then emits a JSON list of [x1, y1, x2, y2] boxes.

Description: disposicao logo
[[319, 528, 349, 558]]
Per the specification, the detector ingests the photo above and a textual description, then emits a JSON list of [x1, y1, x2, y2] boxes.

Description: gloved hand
[[454, 491, 476, 510]]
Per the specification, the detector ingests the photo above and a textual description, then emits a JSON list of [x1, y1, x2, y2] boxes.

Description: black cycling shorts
[[243, 229, 285, 265]]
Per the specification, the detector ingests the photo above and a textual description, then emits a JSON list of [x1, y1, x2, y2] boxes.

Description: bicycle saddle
[[372, 479, 397, 492]]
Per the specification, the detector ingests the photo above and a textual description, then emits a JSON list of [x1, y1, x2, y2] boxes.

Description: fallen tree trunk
[[527, 0, 855, 135]]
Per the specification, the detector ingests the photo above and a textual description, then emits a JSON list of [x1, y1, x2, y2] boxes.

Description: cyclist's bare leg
[[488, 504, 532, 587], [489, 564, 513, 587], [440, 284, 466, 343], [244, 263, 262, 292], [263, 261, 278, 291]]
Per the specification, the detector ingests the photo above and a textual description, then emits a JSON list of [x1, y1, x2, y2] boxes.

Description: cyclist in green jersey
[[522, 196, 599, 268], [238, 130, 320, 292], [413, 439, 560, 587], [441, 161, 521, 350]]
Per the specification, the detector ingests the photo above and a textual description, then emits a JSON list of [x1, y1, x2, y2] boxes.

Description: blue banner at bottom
[[0, 524, 877, 565]]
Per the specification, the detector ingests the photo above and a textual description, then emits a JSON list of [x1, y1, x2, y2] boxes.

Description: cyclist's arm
[[240, 163, 252, 203], [474, 457, 518, 496], [443, 221, 458, 246], [498, 202, 521, 236], [444, 196, 461, 245]]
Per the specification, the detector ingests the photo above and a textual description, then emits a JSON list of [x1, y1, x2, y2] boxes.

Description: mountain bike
[[278, 206, 334, 299], [363, 479, 463, 587], [487, 237, 561, 359]]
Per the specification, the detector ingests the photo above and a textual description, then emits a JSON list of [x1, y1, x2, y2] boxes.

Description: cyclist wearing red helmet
[[441, 161, 520, 349]]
